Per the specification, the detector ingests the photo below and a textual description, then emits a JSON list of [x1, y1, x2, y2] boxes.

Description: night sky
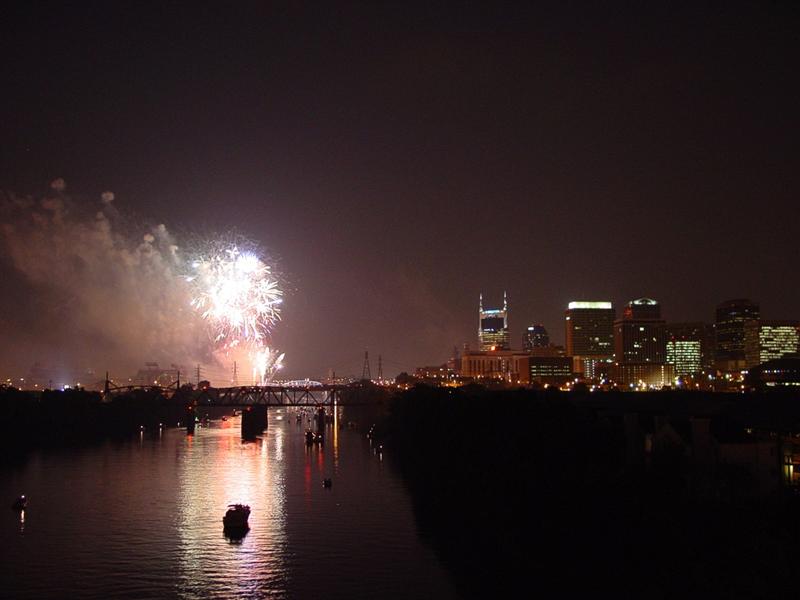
[[1, 2, 798, 379]]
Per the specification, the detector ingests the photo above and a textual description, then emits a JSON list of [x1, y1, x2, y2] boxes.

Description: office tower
[[743, 320, 800, 368], [479, 292, 510, 351], [614, 298, 670, 387], [665, 322, 706, 376], [523, 324, 549, 351], [565, 301, 615, 378], [715, 299, 759, 372], [701, 323, 717, 370]]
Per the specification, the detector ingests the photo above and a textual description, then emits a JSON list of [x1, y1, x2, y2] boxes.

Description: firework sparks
[[252, 347, 285, 385], [187, 243, 285, 383]]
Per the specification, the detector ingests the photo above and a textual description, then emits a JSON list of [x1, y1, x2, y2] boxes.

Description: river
[[0, 408, 458, 599]]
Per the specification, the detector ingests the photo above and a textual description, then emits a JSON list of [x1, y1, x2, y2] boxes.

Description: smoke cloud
[[0, 181, 214, 384]]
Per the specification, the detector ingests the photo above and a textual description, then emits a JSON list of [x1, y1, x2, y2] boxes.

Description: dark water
[[0, 409, 457, 599]]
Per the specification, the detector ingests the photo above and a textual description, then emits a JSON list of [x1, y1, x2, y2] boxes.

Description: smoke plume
[[0, 181, 213, 383]]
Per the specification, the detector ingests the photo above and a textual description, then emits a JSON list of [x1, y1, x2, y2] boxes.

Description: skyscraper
[[715, 299, 760, 372], [478, 292, 509, 351], [614, 298, 670, 387], [523, 324, 549, 351], [665, 322, 708, 376], [743, 320, 800, 368], [564, 301, 614, 378]]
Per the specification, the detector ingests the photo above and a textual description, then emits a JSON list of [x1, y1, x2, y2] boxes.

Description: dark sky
[[1, 2, 798, 378]]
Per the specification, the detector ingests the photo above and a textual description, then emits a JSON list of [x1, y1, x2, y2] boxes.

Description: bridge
[[103, 380, 388, 438], [193, 383, 349, 408], [105, 381, 373, 406]]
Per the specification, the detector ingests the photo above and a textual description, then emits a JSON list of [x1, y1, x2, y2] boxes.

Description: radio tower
[[362, 350, 372, 380], [232, 361, 238, 387], [377, 355, 383, 381]]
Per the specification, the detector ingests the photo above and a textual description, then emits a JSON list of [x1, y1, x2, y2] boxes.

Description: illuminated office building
[[665, 322, 707, 376], [564, 301, 615, 378], [523, 324, 549, 351], [479, 292, 510, 351], [666, 340, 702, 377], [715, 299, 760, 372], [614, 298, 671, 387], [744, 320, 800, 368]]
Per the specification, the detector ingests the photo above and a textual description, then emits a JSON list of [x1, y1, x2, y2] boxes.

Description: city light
[[568, 301, 613, 310]]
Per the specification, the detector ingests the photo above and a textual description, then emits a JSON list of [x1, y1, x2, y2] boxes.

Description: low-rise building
[[460, 350, 532, 382], [521, 356, 573, 387], [460, 350, 573, 386], [745, 357, 800, 390]]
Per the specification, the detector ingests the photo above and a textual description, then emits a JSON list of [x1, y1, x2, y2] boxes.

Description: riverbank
[[377, 386, 800, 598], [0, 387, 203, 460]]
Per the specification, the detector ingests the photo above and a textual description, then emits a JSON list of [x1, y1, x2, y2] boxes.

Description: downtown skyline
[[3, 5, 800, 599], [1, 2, 798, 379]]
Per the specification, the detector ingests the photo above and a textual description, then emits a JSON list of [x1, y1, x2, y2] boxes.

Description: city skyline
[[3, 5, 800, 599], [1, 3, 798, 379], [5, 288, 798, 387]]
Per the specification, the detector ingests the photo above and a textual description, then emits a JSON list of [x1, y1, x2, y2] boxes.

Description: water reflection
[[223, 527, 249, 545], [176, 417, 288, 598], [332, 403, 339, 470], [274, 428, 284, 463], [0, 407, 458, 599]]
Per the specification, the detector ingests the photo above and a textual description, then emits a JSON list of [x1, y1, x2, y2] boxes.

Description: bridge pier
[[242, 405, 268, 439], [316, 406, 326, 434], [185, 404, 195, 435]]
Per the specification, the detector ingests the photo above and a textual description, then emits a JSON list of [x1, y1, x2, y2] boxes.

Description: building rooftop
[[567, 301, 612, 310]]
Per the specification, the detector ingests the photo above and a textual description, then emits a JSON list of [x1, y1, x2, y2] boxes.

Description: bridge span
[[106, 382, 374, 407], [193, 384, 354, 408], [104, 381, 387, 438]]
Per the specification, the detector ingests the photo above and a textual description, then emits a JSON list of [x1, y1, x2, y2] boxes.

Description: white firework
[[252, 347, 286, 386], [188, 245, 282, 347], [187, 242, 285, 384]]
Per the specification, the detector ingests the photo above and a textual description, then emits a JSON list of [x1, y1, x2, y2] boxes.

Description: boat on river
[[12, 495, 26, 511], [223, 504, 250, 530]]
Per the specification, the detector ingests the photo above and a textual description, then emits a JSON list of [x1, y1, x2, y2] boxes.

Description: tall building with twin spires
[[478, 292, 509, 351]]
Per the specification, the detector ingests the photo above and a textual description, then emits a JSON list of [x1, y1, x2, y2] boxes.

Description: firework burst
[[186, 242, 285, 383]]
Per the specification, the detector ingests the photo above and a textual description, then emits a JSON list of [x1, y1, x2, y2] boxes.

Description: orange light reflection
[[176, 415, 287, 596]]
